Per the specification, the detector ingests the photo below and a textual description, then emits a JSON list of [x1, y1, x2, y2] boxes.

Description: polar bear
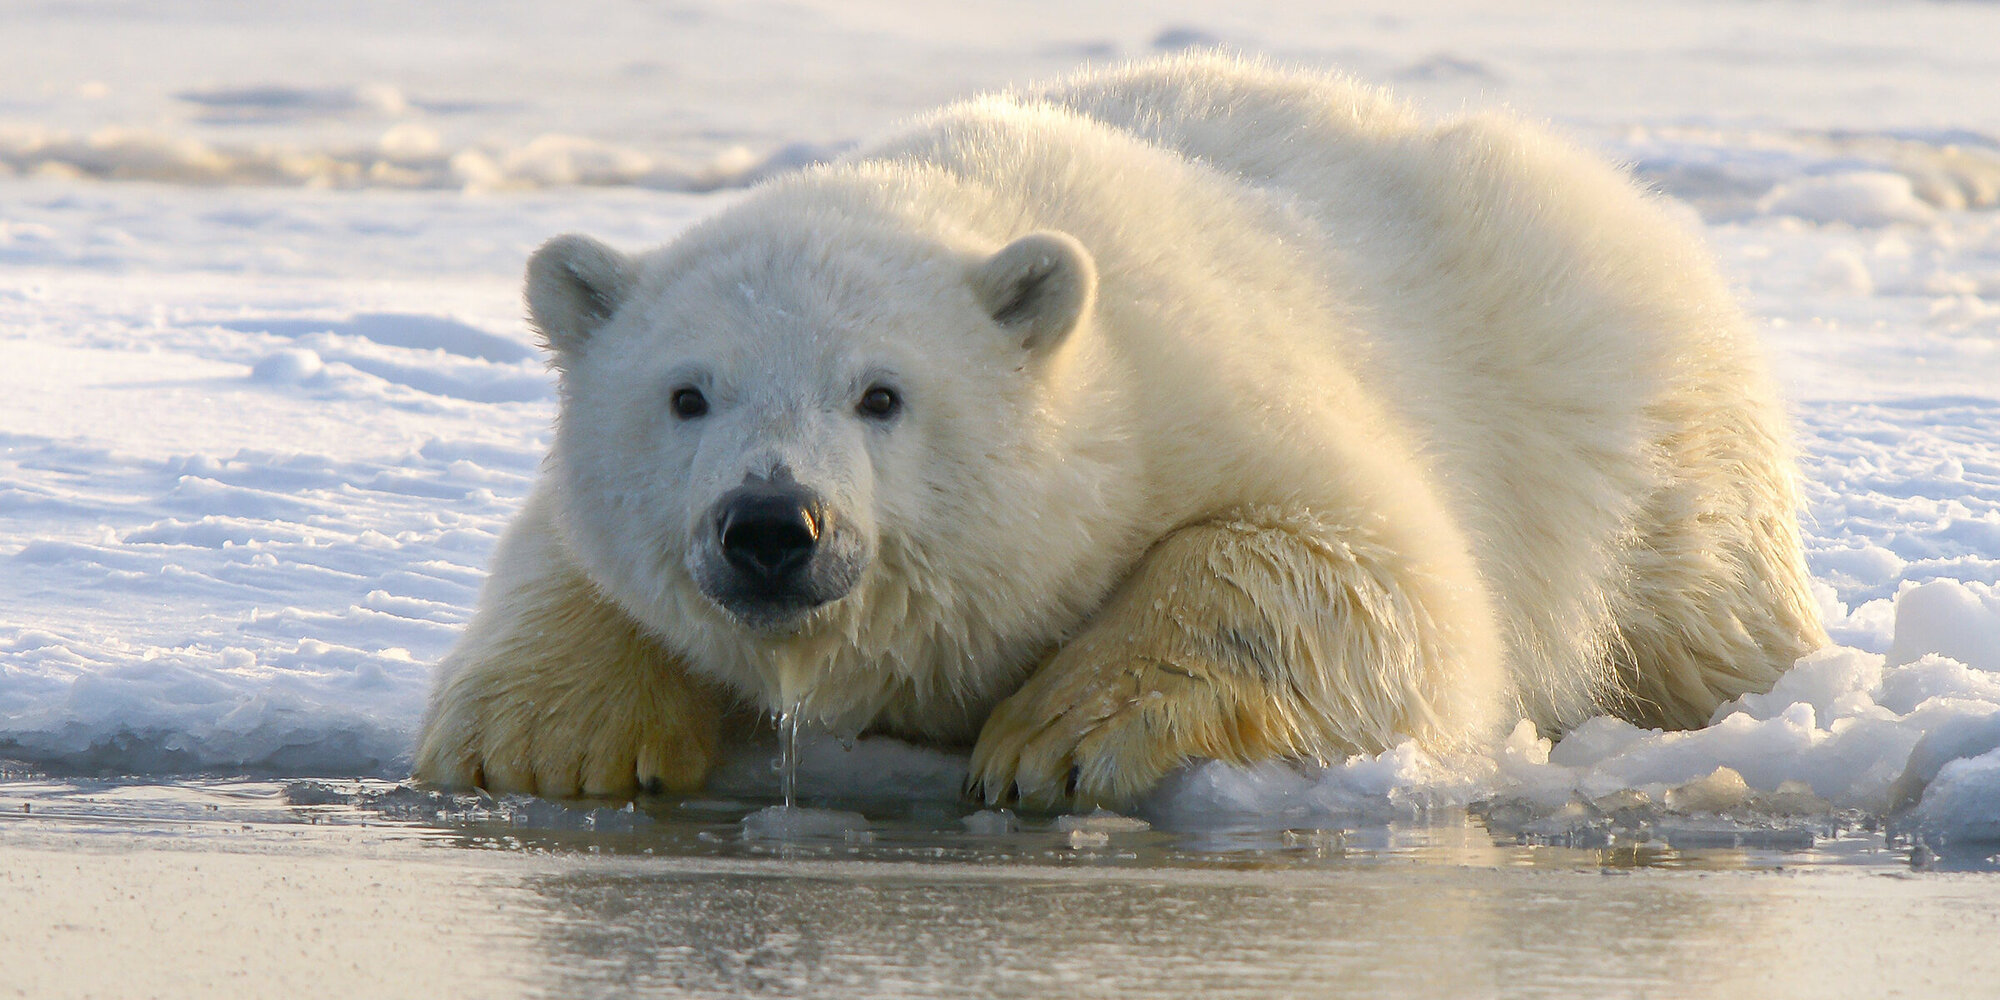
[[414, 55, 1826, 808]]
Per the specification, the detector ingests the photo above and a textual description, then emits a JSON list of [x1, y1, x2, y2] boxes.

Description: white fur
[[415, 55, 1823, 800]]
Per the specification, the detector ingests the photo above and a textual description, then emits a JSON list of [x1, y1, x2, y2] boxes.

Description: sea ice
[[1899, 748, 2000, 845], [741, 804, 871, 841]]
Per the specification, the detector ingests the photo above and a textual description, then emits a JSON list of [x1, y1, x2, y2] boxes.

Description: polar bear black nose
[[718, 489, 822, 583]]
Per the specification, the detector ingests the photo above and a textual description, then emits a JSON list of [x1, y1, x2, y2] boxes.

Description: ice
[[1053, 810, 1152, 834], [1050, 811, 1151, 849], [959, 809, 1020, 835], [3, 0, 1998, 842], [1886, 580, 2000, 671], [741, 804, 871, 841], [1890, 709, 2000, 812], [1899, 748, 2000, 845]]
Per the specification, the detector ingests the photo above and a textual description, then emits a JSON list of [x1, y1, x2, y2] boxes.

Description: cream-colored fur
[[413, 55, 1824, 806], [415, 484, 726, 797]]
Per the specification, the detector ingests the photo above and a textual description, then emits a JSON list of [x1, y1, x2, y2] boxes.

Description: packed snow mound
[[1757, 172, 1940, 228], [1886, 580, 2000, 671], [1615, 126, 2000, 224], [0, 123, 841, 193]]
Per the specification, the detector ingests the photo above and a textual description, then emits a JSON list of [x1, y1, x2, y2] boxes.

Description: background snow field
[[5, 1, 2000, 849]]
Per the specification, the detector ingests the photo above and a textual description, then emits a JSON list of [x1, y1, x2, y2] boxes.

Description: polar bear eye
[[857, 385, 901, 420], [670, 387, 708, 419]]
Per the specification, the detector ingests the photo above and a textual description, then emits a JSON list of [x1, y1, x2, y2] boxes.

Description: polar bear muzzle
[[693, 472, 861, 630], [719, 483, 821, 582]]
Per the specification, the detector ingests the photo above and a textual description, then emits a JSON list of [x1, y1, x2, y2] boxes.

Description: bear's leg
[[1611, 468, 1827, 730], [969, 506, 1503, 809], [413, 495, 725, 799]]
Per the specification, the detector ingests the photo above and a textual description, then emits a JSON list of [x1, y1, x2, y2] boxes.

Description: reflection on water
[[403, 790, 1912, 876], [511, 853, 1994, 999], [3, 778, 1996, 1000]]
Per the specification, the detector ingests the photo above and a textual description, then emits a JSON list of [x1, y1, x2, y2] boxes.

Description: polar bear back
[[1027, 56, 1802, 728]]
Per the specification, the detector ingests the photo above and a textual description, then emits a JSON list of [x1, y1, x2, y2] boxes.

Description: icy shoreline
[[5, 580, 1998, 847]]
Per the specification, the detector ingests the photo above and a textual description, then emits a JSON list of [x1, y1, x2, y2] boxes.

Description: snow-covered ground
[[5, 0, 1999, 845]]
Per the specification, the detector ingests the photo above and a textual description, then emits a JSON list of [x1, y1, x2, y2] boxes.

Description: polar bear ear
[[970, 231, 1096, 355], [525, 234, 637, 365]]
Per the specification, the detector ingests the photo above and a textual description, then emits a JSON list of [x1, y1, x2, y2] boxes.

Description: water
[[3, 775, 1995, 999], [777, 705, 801, 809], [738, 703, 875, 841]]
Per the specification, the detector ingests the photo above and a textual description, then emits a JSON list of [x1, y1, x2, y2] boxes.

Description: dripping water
[[775, 701, 802, 809], [739, 655, 869, 841]]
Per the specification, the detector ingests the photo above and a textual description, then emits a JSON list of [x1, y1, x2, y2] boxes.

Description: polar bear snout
[[719, 487, 822, 582], [694, 477, 864, 629]]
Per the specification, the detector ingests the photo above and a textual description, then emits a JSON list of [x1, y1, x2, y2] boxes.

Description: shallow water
[[3, 777, 1995, 1000]]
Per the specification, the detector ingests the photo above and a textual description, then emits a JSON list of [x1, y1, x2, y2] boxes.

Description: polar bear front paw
[[968, 647, 1293, 811], [966, 511, 1494, 810], [413, 655, 722, 801]]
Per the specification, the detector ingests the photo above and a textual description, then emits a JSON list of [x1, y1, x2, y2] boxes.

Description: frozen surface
[[4, 0, 2000, 851], [740, 804, 873, 841]]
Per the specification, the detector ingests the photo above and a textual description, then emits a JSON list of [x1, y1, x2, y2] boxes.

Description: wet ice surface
[[3, 775, 1999, 999]]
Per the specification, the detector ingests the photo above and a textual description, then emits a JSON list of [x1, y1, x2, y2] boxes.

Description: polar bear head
[[524, 186, 1132, 722]]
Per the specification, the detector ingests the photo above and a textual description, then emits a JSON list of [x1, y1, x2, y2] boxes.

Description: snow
[[4, 0, 1998, 846], [1758, 172, 1941, 228]]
